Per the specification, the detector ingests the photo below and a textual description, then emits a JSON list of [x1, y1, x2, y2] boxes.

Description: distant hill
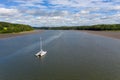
[[0, 22, 34, 33], [34, 24, 120, 31]]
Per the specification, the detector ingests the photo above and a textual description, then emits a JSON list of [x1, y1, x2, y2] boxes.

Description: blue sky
[[0, 0, 120, 27]]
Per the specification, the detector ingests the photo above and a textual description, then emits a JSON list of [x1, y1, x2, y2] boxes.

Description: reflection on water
[[0, 30, 120, 80]]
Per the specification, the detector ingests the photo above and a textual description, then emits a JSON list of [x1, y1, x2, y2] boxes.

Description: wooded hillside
[[35, 24, 120, 31], [0, 22, 34, 33]]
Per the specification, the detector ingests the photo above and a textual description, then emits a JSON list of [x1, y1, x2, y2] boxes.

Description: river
[[0, 30, 120, 80]]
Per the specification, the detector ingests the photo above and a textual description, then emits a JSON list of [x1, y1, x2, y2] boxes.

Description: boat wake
[[44, 31, 64, 44]]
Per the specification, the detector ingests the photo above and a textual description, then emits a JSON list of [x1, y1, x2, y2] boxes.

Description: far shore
[[82, 30, 120, 39], [0, 30, 120, 40], [0, 30, 43, 39]]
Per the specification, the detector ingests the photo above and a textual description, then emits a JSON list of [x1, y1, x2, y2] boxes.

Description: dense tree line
[[0, 22, 34, 33], [35, 24, 120, 31], [78, 24, 120, 31]]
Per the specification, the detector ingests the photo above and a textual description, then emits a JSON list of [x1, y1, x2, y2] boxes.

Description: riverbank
[[0, 30, 43, 39], [82, 31, 120, 39], [1, 30, 120, 39]]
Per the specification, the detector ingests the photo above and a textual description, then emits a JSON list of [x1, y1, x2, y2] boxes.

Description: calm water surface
[[0, 30, 120, 80]]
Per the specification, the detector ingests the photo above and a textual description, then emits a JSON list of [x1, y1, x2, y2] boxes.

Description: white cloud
[[0, 0, 120, 27], [50, 0, 89, 8], [0, 8, 19, 16], [80, 10, 90, 14], [113, 5, 120, 10], [13, 0, 43, 4], [11, 0, 45, 8], [50, 0, 114, 8]]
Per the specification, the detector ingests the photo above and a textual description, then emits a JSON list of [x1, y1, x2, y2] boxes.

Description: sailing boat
[[35, 37, 47, 57]]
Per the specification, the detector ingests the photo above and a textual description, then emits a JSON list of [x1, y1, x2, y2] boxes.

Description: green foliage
[[0, 22, 34, 33], [35, 24, 120, 31], [82, 24, 120, 31]]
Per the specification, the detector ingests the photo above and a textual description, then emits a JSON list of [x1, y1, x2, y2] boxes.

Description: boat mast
[[40, 37, 42, 51]]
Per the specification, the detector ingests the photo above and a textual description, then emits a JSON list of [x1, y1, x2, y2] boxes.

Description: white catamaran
[[35, 37, 47, 57]]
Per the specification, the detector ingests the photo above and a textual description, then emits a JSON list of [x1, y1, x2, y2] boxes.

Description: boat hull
[[35, 50, 47, 57]]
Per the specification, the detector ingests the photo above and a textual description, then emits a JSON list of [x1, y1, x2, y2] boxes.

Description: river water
[[0, 30, 120, 80]]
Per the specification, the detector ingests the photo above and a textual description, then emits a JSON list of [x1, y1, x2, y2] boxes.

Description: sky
[[0, 0, 120, 27]]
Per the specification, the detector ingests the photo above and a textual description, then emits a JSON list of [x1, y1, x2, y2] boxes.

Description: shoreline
[[82, 30, 120, 39], [0, 30, 120, 40], [0, 30, 43, 39]]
